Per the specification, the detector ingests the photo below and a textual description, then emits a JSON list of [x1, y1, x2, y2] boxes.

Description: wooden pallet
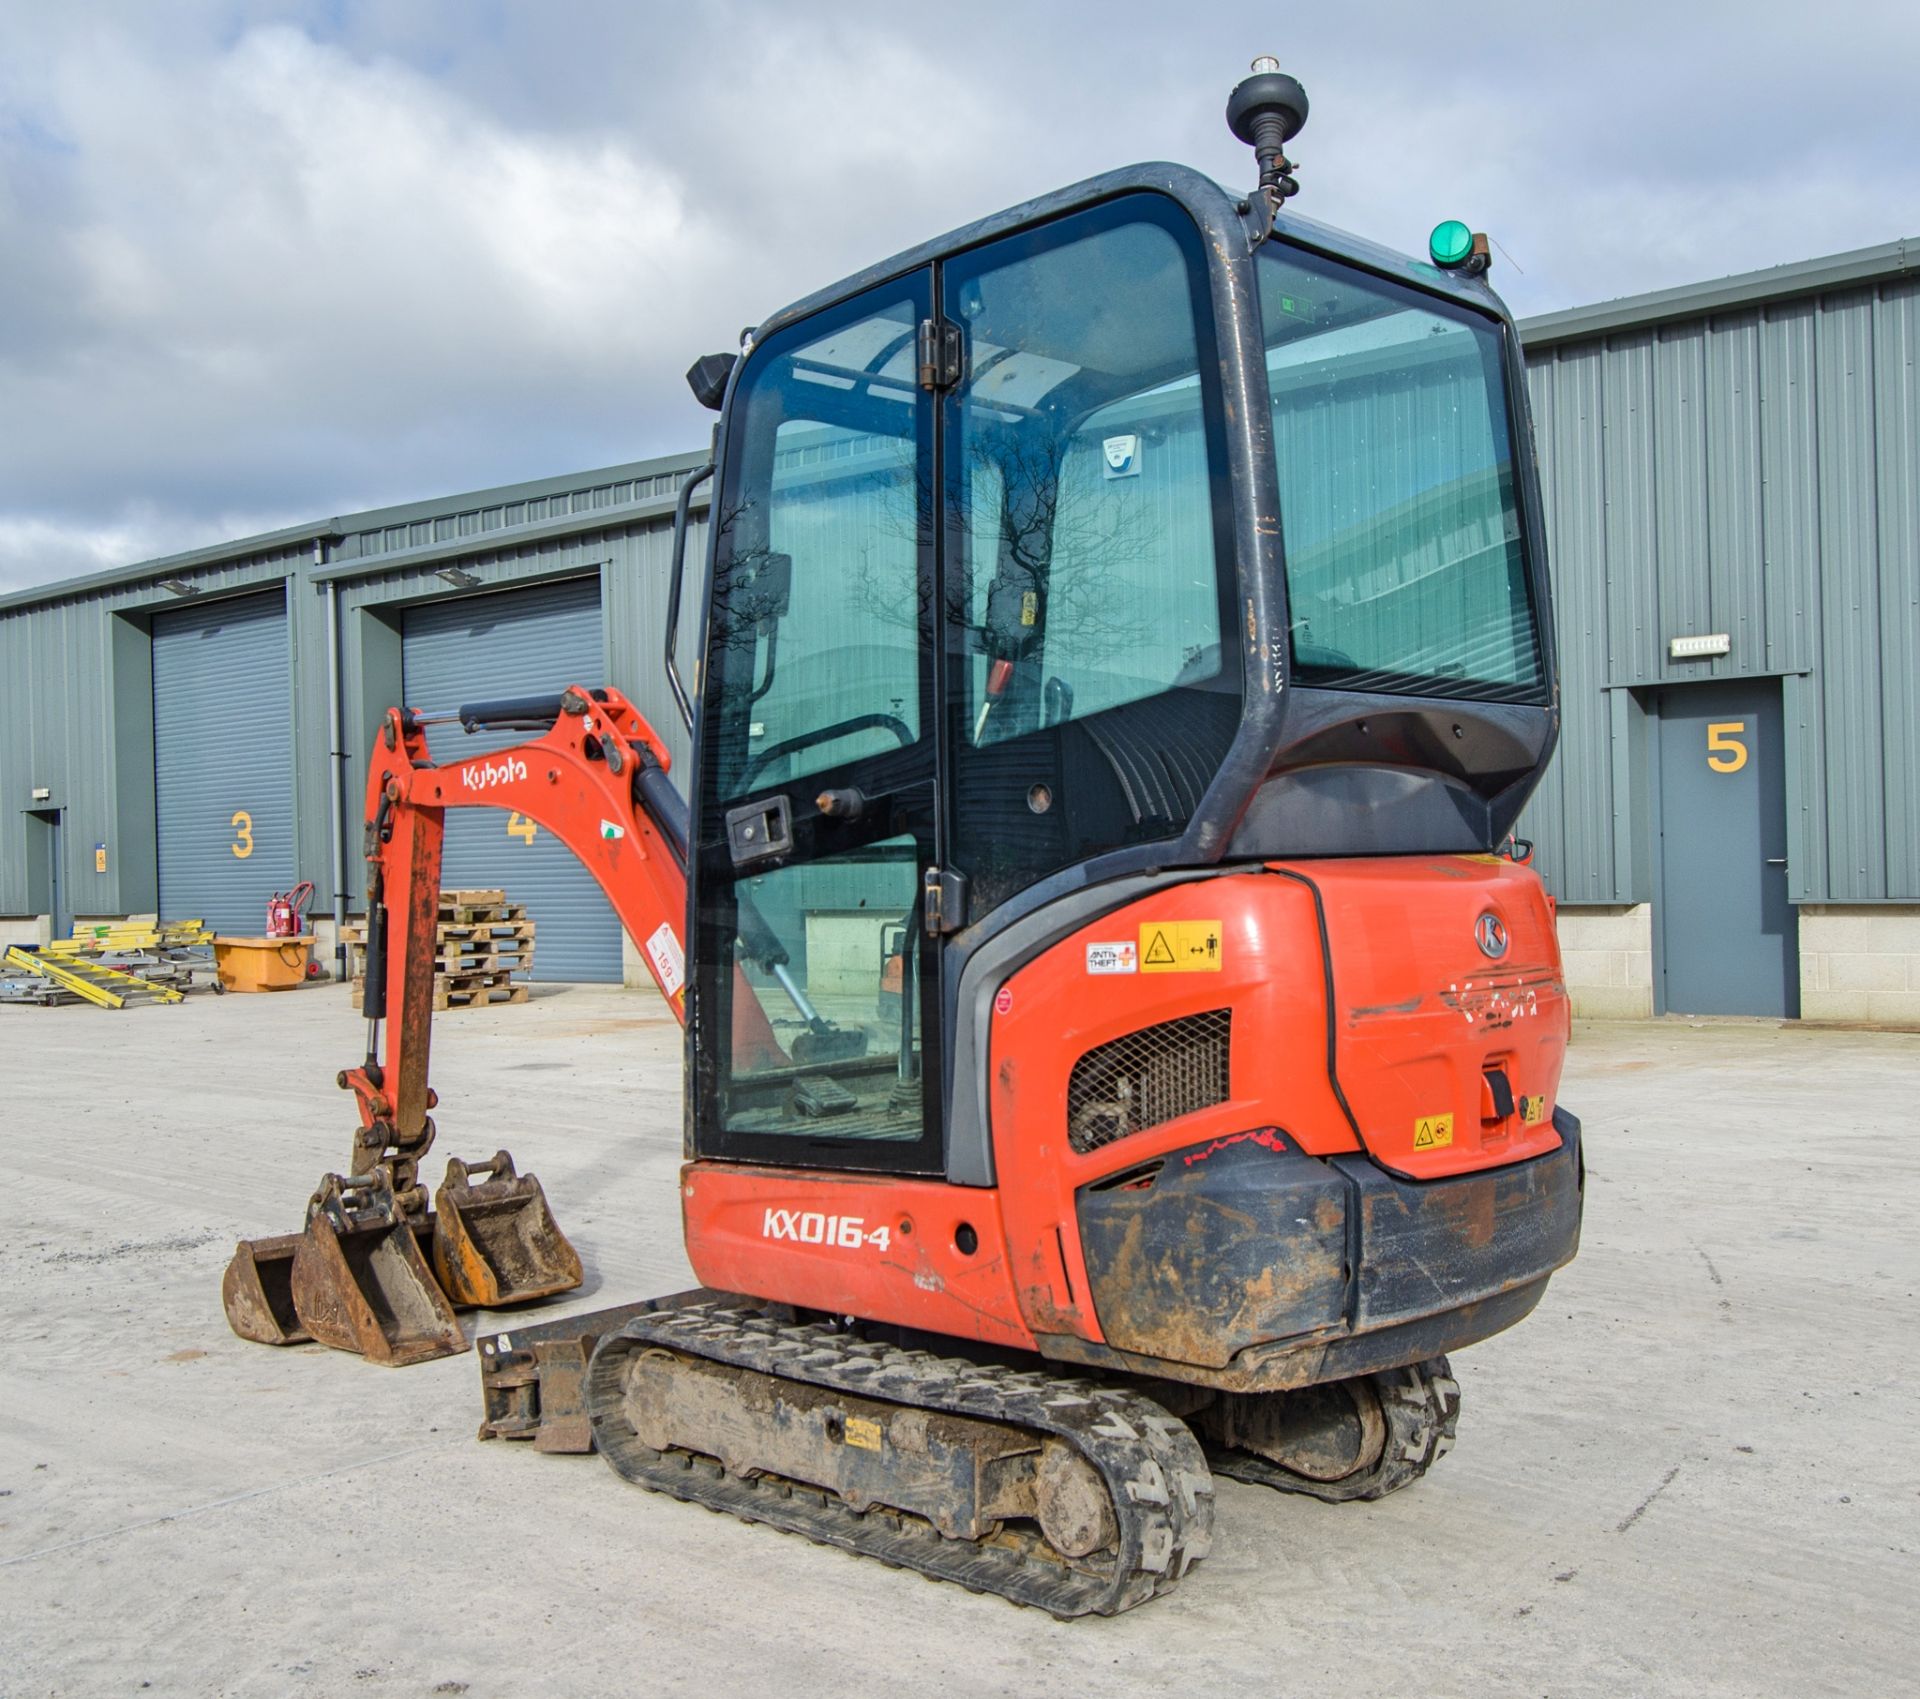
[[349, 973, 532, 1012], [342, 936, 535, 979], [343, 891, 535, 1011], [438, 891, 521, 925], [439, 981, 530, 1011]]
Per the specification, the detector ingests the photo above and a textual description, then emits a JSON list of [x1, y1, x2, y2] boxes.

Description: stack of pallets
[[345, 889, 536, 1012]]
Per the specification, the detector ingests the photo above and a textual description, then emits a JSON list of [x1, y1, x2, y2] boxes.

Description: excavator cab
[[682, 169, 1556, 1193]]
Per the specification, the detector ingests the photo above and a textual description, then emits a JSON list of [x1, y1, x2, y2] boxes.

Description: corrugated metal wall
[[0, 542, 313, 922], [152, 589, 295, 933], [0, 454, 703, 928], [1518, 270, 1920, 904], [401, 578, 620, 981], [330, 498, 701, 910]]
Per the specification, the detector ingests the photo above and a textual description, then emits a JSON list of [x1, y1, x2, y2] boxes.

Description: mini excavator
[[225, 62, 1583, 1615]]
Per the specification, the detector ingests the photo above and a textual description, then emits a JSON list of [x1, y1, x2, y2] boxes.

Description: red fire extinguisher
[[267, 881, 314, 939]]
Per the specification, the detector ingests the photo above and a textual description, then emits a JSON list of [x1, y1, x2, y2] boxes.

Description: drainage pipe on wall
[[320, 542, 349, 983]]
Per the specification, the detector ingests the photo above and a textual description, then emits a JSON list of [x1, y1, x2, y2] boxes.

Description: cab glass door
[[691, 273, 943, 1174], [940, 194, 1242, 918]]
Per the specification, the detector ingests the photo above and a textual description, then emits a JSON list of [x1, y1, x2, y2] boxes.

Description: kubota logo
[[1475, 911, 1509, 960], [459, 755, 527, 791]]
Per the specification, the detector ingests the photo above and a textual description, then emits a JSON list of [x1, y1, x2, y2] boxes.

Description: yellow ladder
[[1, 947, 185, 1008]]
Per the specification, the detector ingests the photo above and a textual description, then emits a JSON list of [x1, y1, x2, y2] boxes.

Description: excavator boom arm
[[345, 686, 693, 1205], [222, 683, 710, 1362]]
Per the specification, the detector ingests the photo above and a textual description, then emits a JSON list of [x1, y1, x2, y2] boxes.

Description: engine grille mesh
[[1066, 1009, 1231, 1155]]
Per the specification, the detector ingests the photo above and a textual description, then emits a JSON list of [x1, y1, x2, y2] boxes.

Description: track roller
[[1198, 1356, 1460, 1503]]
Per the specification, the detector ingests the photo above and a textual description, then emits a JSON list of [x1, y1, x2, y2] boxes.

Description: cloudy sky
[[2, 0, 1915, 594]]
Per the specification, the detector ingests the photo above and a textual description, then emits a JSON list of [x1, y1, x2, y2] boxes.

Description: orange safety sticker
[[1412, 1114, 1455, 1149], [1138, 920, 1223, 973]]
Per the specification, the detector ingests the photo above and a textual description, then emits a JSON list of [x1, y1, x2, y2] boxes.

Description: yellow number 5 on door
[[1706, 721, 1749, 773]]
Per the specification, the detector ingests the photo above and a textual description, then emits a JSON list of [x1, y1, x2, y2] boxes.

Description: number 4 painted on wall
[[506, 812, 538, 843]]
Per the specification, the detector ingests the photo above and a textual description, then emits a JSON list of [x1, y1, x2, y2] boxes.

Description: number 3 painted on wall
[[231, 810, 255, 858], [1706, 722, 1749, 774]]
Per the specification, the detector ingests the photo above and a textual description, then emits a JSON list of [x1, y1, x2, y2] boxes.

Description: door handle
[[1764, 858, 1787, 866], [664, 459, 715, 732]]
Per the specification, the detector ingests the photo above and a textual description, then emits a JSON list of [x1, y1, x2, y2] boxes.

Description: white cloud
[[0, 23, 740, 588], [2, 1, 1917, 594]]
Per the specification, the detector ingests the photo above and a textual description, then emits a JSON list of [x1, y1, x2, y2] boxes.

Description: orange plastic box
[[213, 935, 313, 992]]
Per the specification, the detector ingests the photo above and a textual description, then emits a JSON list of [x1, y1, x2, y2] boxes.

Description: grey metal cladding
[[1516, 266, 1920, 905], [0, 553, 307, 920], [400, 575, 619, 982], [152, 588, 295, 934], [1874, 283, 1920, 896]]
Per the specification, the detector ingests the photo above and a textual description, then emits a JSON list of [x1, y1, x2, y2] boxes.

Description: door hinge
[[923, 866, 967, 935], [917, 319, 964, 391]]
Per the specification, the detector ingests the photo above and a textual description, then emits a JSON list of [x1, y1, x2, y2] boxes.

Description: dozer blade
[[290, 1170, 467, 1366], [221, 1232, 310, 1345], [789, 1024, 867, 1065], [431, 1150, 582, 1309]]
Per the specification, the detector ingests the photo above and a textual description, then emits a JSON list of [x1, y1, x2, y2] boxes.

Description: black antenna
[[1227, 56, 1309, 216]]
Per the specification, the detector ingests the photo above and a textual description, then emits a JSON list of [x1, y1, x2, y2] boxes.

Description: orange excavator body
[[225, 67, 1589, 1614]]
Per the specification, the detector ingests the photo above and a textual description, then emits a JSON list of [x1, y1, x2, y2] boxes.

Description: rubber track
[[585, 1295, 1214, 1617], [1208, 1356, 1461, 1504]]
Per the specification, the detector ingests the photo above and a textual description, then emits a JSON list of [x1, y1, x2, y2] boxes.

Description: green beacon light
[[1429, 219, 1475, 268]]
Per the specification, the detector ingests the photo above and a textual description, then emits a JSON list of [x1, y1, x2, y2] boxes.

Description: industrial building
[[2, 237, 1914, 1019]]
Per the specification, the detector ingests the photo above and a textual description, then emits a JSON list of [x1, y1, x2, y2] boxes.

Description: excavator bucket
[[431, 1150, 583, 1308], [290, 1171, 467, 1365], [220, 1233, 310, 1345]]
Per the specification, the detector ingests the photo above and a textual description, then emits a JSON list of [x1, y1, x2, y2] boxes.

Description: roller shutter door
[[401, 578, 620, 982], [153, 588, 295, 934]]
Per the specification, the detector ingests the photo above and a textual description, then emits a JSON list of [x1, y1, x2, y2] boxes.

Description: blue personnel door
[[1653, 680, 1798, 1017]]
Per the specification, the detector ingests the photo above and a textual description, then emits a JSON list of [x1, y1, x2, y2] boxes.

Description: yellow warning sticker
[[1520, 1094, 1548, 1126], [844, 1416, 884, 1451], [1412, 1114, 1455, 1150], [1138, 920, 1223, 973]]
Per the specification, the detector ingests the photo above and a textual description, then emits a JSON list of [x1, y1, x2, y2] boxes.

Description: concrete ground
[[1, 986, 1914, 1699]]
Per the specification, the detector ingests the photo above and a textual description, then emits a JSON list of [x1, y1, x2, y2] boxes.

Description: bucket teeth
[[221, 1233, 310, 1345], [290, 1170, 467, 1366], [432, 1149, 584, 1309]]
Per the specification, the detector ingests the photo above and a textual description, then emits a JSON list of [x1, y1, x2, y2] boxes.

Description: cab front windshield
[[1258, 244, 1544, 703]]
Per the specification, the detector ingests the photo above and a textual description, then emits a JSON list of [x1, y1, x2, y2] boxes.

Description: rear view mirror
[[686, 352, 738, 411]]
